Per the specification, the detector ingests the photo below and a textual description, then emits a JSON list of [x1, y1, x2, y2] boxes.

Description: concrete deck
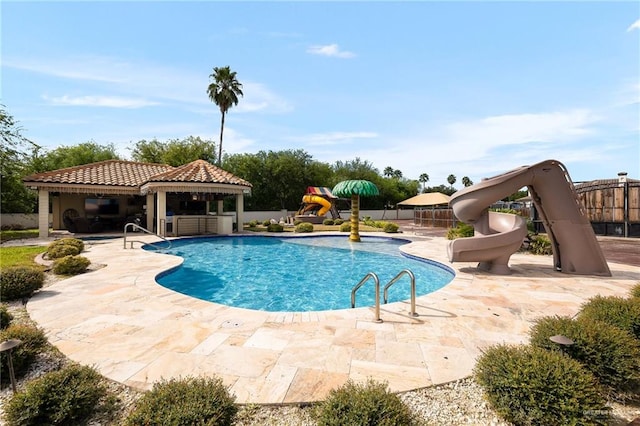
[[27, 232, 639, 404]]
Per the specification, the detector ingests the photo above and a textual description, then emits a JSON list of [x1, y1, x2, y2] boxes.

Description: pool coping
[[27, 232, 640, 404]]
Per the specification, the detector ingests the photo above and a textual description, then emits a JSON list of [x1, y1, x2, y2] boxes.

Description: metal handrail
[[123, 222, 171, 250], [382, 269, 418, 317], [350, 272, 382, 323]]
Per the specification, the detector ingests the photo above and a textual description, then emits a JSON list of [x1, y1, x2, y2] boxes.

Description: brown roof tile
[[147, 159, 252, 187], [23, 160, 174, 187]]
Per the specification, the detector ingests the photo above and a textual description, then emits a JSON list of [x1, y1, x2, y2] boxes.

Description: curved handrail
[[123, 222, 171, 250], [382, 269, 418, 317], [350, 272, 382, 323]]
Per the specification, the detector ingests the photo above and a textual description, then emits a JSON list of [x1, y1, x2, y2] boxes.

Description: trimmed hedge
[[578, 295, 640, 341], [446, 223, 474, 240], [323, 219, 335, 225], [0, 304, 13, 330], [0, 266, 45, 301], [529, 315, 640, 394], [46, 238, 84, 259], [3, 364, 108, 425], [631, 283, 640, 299], [125, 376, 237, 426], [0, 323, 48, 384], [339, 223, 351, 232], [474, 344, 608, 425], [266, 223, 284, 232], [52, 255, 90, 275], [295, 222, 314, 233], [315, 379, 415, 426]]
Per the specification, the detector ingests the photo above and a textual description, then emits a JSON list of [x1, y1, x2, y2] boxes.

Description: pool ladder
[[123, 222, 172, 250], [350, 269, 418, 323]]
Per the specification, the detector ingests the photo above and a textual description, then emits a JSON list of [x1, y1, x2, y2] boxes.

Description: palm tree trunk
[[218, 112, 226, 166], [350, 194, 360, 242]]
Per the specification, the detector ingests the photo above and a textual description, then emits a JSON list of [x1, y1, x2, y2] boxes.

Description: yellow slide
[[302, 195, 332, 216]]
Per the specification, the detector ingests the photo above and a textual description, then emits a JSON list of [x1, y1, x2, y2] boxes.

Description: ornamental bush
[[266, 223, 284, 232], [0, 266, 45, 301], [529, 315, 640, 394], [262, 219, 271, 226], [295, 222, 314, 233], [528, 234, 553, 255], [474, 344, 608, 425], [383, 222, 399, 233], [125, 376, 237, 426], [52, 255, 91, 275], [339, 222, 351, 232], [334, 218, 344, 225], [323, 219, 335, 225], [0, 323, 48, 384], [247, 220, 258, 227], [578, 295, 640, 340], [314, 379, 415, 426], [0, 304, 13, 330], [446, 223, 474, 240], [3, 364, 109, 426], [47, 238, 84, 259], [631, 283, 640, 299]]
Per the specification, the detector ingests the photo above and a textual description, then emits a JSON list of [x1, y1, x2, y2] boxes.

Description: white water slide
[[447, 159, 611, 276]]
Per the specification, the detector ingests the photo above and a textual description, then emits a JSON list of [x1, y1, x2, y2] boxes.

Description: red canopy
[[305, 186, 337, 199]]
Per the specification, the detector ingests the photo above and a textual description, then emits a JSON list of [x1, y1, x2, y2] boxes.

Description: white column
[[156, 191, 166, 237], [146, 193, 155, 231], [235, 193, 244, 232], [38, 189, 49, 238], [217, 199, 224, 215]]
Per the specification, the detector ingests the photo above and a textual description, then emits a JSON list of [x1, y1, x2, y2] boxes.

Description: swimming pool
[[154, 235, 454, 312]]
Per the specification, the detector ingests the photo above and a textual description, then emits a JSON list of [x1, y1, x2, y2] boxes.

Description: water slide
[[301, 194, 332, 216], [447, 159, 611, 276]]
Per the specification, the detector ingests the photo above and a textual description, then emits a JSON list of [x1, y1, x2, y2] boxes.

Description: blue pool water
[[153, 235, 454, 312]]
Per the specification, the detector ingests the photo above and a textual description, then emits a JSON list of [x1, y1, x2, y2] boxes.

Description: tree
[[207, 66, 243, 166], [462, 176, 473, 187], [419, 173, 429, 193], [130, 136, 216, 166], [383, 166, 394, 178], [0, 106, 38, 213], [392, 169, 403, 179], [31, 141, 120, 172], [447, 174, 457, 189]]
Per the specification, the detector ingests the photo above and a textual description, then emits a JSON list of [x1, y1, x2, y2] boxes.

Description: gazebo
[[398, 192, 452, 228], [22, 159, 252, 238]]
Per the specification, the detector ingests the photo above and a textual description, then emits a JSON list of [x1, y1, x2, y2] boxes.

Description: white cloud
[[299, 131, 378, 146], [43, 95, 160, 108], [307, 44, 355, 58], [627, 19, 640, 32], [235, 82, 293, 114]]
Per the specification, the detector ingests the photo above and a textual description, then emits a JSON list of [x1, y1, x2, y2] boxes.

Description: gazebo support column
[[235, 193, 244, 232], [156, 191, 167, 237], [38, 189, 49, 238], [146, 193, 155, 232]]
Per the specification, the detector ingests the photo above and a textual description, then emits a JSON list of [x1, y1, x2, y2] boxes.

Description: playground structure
[[295, 187, 341, 224], [447, 159, 611, 276]]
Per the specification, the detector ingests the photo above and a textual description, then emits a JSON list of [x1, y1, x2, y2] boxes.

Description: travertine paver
[[27, 233, 639, 404]]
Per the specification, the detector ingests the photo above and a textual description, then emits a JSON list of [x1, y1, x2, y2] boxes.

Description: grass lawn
[[0, 228, 41, 242], [0, 245, 47, 268]]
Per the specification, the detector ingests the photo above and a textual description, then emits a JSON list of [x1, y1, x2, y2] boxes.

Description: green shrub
[[266, 223, 284, 232], [363, 218, 376, 227], [4, 364, 108, 425], [631, 283, 640, 299], [52, 255, 90, 275], [0, 323, 48, 384], [262, 219, 271, 226], [47, 238, 84, 259], [0, 266, 45, 301], [315, 379, 414, 426], [334, 218, 344, 225], [528, 234, 553, 255], [125, 376, 237, 426], [323, 219, 335, 225], [0, 304, 13, 330], [446, 223, 474, 240], [578, 295, 640, 340], [339, 222, 351, 232], [247, 220, 258, 227], [529, 315, 640, 394], [295, 222, 314, 233], [383, 222, 399, 233], [474, 344, 608, 425]]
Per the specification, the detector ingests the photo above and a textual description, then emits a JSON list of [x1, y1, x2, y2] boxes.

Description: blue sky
[[2, 1, 639, 187]]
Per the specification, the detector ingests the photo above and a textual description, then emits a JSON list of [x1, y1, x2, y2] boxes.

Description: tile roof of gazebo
[[23, 159, 252, 195]]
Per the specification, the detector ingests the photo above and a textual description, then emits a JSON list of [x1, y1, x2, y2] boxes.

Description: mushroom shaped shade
[[332, 180, 379, 197]]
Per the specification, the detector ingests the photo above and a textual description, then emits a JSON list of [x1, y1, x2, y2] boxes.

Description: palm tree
[[207, 66, 243, 166], [332, 180, 379, 242], [462, 176, 473, 187], [419, 173, 429, 192], [447, 174, 457, 190], [383, 166, 394, 178], [392, 169, 403, 179]]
